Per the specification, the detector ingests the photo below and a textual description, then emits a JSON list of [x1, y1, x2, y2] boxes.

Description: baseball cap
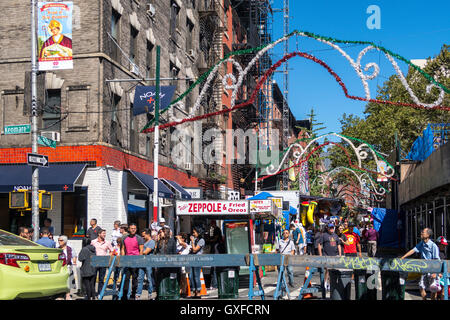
[[328, 223, 335, 228], [160, 218, 166, 223], [437, 236, 448, 245]]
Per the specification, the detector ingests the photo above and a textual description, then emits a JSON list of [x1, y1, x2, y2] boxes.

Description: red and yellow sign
[[176, 200, 249, 215]]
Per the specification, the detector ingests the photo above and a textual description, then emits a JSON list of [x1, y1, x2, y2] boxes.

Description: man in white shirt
[[276, 229, 296, 287], [111, 220, 121, 252]]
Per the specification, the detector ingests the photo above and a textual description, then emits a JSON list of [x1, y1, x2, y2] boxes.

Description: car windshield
[[0, 230, 39, 246]]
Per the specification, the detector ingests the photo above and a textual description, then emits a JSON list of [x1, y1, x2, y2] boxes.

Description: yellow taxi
[[0, 229, 69, 299]]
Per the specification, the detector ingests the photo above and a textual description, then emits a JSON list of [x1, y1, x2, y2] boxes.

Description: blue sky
[[270, 0, 450, 136]]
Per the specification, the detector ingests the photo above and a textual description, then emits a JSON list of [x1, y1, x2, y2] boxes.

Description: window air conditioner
[[147, 4, 156, 17], [187, 49, 196, 59], [184, 162, 192, 171], [41, 131, 61, 142], [130, 62, 140, 76]]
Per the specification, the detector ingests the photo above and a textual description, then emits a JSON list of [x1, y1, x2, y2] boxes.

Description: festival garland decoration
[[141, 30, 450, 133], [313, 169, 387, 205], [142, 50, 449, 133], [258, 131, 396, 175], [254, 139, 393, 192]]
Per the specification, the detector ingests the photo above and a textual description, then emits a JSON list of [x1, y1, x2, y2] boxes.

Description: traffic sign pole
[[31, 0, 39, 241]]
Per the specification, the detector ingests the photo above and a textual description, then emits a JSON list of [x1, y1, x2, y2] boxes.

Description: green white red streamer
[[141, 30, 450, 133]]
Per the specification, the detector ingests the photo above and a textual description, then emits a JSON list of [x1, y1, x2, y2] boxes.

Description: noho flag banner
[[133, 86, 176, 116]]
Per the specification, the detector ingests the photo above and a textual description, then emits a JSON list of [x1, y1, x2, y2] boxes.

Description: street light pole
[[152, 46, 160, 223], [30, 0, 40, 241]]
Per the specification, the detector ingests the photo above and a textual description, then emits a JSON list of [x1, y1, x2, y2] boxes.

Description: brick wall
[[82, 167, 127, 242], [0, 143, 200, 187], [0, 0, 203, 177]]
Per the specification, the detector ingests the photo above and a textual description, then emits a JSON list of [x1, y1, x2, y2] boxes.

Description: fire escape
[[230, 0, 272, 194], [197, 0, 228, 199]]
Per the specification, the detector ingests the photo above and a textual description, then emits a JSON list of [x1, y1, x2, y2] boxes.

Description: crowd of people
[[16, 215, 448, 300], [47, 218, 225, 300], [279, 218, 448, 300]]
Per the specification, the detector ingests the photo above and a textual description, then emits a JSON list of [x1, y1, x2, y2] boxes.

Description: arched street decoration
[[260, 132, 395, 182], [141, 30, 450, 133], [311, 166, 388, 200], [308, 166, 387, 209]]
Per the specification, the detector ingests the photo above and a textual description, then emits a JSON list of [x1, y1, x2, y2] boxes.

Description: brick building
[[0, 0, 299, 238], [0, 0, 209, 237]]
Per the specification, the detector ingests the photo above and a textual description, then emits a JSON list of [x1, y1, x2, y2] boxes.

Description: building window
[[111, 9, 121, 61], [170, 61, 180, 89], [170, 1, 180, 43], [130, 103, 138, 153], [185, 79, 194, 112], [146, 41, 154, 78], [111, 94, 120, 123], [130, 26, 138, 63], [186, 19, 194, 53], [110, 94, 121, 146], [43, 89, 61, 132], [146, 135, 151, 157]]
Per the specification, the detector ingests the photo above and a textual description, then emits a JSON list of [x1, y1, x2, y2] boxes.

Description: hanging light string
[[141, 30, 449, 133], [143, 51, 450, 136]]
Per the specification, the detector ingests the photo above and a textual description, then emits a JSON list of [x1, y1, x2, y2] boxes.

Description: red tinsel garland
[[143, 51, 449, 134]]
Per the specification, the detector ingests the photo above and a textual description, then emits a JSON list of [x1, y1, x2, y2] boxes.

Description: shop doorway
[[62, 187, 88, 238]]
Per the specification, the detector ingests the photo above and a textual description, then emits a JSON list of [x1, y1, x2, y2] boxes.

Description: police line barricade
[[91, 254, 449, 300], [92, 254, 280, 300], [286, 255, 449, 300]]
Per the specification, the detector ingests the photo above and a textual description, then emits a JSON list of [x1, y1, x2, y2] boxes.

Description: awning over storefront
[[128, 170, 174, 199], [128, 203, 146, 214], [160, 178, 192, 200], [0, 163, 86, 192]]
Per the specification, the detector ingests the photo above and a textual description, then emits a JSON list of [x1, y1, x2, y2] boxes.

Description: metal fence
[[91, 254, 449, 300]]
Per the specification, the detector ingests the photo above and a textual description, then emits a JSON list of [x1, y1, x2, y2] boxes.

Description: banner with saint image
[[38, 2, 73, 70]]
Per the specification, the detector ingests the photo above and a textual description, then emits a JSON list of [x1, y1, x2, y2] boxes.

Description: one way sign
[[27, 153, 49, 167]]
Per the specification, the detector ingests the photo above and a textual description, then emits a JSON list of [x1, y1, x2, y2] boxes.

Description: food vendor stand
[[175, 199, 279, 277]]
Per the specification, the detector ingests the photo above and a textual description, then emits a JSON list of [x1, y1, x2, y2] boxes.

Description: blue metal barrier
[[91, 254, 450, 300]]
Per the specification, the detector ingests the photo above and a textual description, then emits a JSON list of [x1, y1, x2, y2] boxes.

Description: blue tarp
[[248, 192, 274, 200], [371, 208, 405, 248], [283, 206, 297, 215], [128, 203, 146, 214], [406, 124, 443, 161]]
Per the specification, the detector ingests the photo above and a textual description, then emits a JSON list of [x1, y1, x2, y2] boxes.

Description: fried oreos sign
[[176, 200, 249, 215]]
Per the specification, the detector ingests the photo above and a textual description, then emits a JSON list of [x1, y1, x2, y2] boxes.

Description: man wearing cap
[[159, 217, 172, 233], [318, 224, 342, 291], [437, 236, 448, 260]]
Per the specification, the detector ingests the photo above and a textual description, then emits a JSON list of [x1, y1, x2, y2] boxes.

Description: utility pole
[[30, 0, 40, 241], [282, 0, 290, 190], [152, 46, 161, 223]]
